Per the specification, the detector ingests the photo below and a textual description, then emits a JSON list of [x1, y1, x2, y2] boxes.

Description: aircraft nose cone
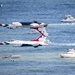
[[0, 24, 2, 26], [0, 42, 4, 45]]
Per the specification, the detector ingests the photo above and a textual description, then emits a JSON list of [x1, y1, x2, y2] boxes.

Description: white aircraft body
[[4, 35, 49, 47], [0, 21, 47, 29], [0, 21, 50, 47]]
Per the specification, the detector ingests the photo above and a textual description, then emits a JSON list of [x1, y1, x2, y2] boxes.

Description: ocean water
[[0, 0, 75, 75]]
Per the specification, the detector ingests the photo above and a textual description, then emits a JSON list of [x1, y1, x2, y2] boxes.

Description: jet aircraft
[[0, 21, 50, 47]]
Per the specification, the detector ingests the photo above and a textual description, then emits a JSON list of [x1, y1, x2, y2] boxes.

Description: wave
[[50, 42, 75, 46], [48, 23, 75, 26]]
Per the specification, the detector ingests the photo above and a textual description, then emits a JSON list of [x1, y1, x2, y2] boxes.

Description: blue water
[[0, 0, 75, 75]]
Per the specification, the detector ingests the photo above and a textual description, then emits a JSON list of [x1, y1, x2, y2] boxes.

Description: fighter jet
[[0, 21, 50, 47]]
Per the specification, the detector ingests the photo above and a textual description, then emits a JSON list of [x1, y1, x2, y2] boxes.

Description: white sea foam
[[48, 23, 75, 26], [51, 42, 75, 46]]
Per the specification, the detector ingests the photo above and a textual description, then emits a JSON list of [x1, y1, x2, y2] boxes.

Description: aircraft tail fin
[[31, 35, 47, 42], [34, 23, 48, 37], [31, 23, 48, 42]]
